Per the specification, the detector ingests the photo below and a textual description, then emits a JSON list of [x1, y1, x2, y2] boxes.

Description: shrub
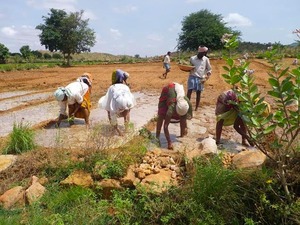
[[94, 159, 125, 179], [3, 121, 36, 154], [221, 33, 299, 203], [192, 156, 245, 224], [23, 185, 110, 225]]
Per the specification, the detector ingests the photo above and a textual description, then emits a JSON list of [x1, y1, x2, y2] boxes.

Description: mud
[[0, 59, 281, 152]]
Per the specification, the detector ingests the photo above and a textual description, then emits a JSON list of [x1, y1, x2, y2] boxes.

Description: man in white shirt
[[54, 81, 91, 127], [162, 51, 171, 79], [187, 46, 212, 111]]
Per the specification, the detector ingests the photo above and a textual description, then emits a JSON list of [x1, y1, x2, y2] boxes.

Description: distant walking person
[[162, 51, 171, 79], [187, 46, 212, 111]]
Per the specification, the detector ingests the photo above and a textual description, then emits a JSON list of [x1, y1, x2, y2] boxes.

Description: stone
[[0, 155, 17, 173], [120, 165, 136, 187], [199, 137, 218, 155], [232, 150, 267, 169], [97, 179, 122, 199], [25, 182, 46, 205], [0, 186, 25, 209], [60, 170, 93, 187], [140, 170, 177, 193]]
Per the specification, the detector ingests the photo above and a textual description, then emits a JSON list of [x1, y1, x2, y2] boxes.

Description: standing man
[[162, 51, 171, 79], [187, 46, 212, 111]]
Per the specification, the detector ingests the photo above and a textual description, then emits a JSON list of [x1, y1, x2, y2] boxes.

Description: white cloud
[[0, 25, 43, 52], [113, 5, 138, 14], [110, 28, 122, 39], [1, 26, 17, 36], [223, 13, 252, 27]]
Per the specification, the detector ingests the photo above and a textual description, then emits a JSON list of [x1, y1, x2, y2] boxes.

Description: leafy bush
[[192, 156, 245, 224], [23, 185, 111, 225], [221, 33, 299, 203], [3, 121, 36, 154], [94, 159, 125, 179]]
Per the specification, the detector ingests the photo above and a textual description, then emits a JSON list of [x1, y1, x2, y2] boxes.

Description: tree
[[36, 8, 96, 66], [0, 43, 10, 64], [31, 50, 43, 59], [20, 45, 32, 61], [177, 9, 240, 52]]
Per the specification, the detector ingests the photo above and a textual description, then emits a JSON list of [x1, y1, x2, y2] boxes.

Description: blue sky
[[0, 0, 299, 57]]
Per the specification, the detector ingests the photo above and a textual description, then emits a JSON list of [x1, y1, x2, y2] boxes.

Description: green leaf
[[268, 78, 279, 87], [250, 117, 260, 127], [268, 90, 281, 98], [231, 75, 241, 84], [222, 74, 231, 80], [279, 67, 289, 78], [227, 58, 234, 67], [222, 66, 230, 72], [281, 80, 293, 92], [263, 125, 276, 134], [250, 85, 258, 94]]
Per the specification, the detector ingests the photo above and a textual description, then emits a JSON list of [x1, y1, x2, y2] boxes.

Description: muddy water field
[[0, 59, 296, 150]]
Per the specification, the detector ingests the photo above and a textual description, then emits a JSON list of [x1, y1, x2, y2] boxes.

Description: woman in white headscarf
[[54, 77, 91, 127], [156, 82, 193, 150], [99, 80, 136, 136]]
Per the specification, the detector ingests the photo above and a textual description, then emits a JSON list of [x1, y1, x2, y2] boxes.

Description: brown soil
[[1, 58, 282, 109]]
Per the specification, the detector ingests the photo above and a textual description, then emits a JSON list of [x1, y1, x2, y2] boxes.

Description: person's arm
[[163, 114, 173, 149], [205, 58, 212, 79], [70, 102, 81, 117], [56, 101, 68, 127]]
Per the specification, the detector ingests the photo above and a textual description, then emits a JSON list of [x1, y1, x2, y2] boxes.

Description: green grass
[[3, 121, 36, 154]]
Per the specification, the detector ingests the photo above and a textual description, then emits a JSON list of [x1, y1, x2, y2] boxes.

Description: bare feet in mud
[[167, 144, 174, 150]]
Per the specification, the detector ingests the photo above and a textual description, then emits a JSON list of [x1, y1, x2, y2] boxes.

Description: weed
[[94, 159, 125, 179], [3, 121, 36, 154]]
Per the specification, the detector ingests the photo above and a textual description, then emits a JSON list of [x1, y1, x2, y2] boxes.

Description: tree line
[[0, 9, 298, 65]]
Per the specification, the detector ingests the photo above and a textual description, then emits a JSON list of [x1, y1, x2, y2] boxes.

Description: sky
[[0, 0, 299, 57]]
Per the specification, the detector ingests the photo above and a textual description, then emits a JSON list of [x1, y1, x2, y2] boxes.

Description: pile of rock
[[0, 176, 47, 210], [121, 148, 185, 193]]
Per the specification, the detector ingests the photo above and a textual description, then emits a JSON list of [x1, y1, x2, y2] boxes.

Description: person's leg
[[187, 89, 192, 100], [107, 111, 111, 123], [195, 91, 202, 111], [216, 119, 224, 144], [123, 110, 130, 131], [234, 116, 253, 146], [165, 68, 170, 78], [156, 116, 163, 138], [156, 115, 164, 146], [163, 115, 173, 150], [83, 108, 90, 127], [179, 117, 188, 137], [67, 104, 75, 125]]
